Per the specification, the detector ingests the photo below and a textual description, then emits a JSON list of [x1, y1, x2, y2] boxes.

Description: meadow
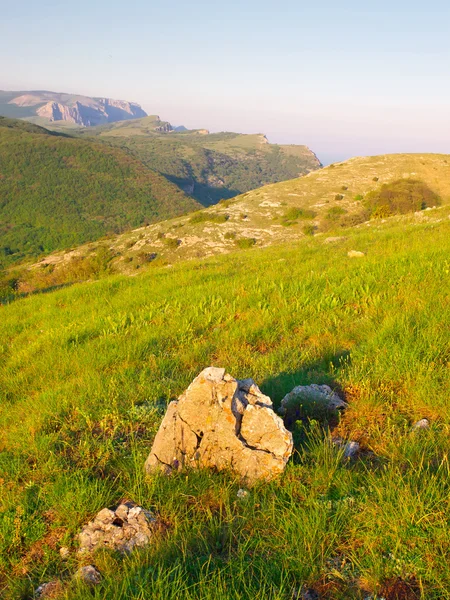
[[1, 214, 450, 599]]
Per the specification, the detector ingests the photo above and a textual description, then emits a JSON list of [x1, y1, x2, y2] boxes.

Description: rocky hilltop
[[0, 90, 147, 126]]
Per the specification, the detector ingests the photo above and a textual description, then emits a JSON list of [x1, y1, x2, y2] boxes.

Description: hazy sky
[[2, 0, 450, 163]]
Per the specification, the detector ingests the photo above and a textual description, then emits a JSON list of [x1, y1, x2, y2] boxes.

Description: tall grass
[[0, 218, 450, 598]]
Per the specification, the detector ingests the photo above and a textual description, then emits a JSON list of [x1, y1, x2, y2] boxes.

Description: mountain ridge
[[0, 89, 148, 126]]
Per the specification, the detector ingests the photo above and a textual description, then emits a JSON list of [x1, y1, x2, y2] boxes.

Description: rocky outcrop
[[145, 367, 293, 485], [78, 501, 157, 554], [8, 91, 147, 126]]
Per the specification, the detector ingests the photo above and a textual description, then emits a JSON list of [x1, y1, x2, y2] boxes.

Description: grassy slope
[[18, 152, 450, 286], [69, 118, 321, 206], [1, 213, 450, 598], [0, 118, 199, 267]]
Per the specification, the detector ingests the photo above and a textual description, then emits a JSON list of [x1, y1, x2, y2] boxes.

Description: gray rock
[[78, 501, 157, 554], [343, 440, 360, 458], [412, 418, 430, 430], [75, 565, 101, 585], [279, 384, 347, 425], [145, 368, 293, 485], [333, 438, 360, 458]]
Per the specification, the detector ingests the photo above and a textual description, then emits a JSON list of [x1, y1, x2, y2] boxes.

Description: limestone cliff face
[[8, 91, 147, 126]]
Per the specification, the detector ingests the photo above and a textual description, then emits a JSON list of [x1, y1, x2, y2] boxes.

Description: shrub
[[224, 232, 236, 240], [302, 224, 316, 236], [335, 194, 344, 201], [137, 252, 158, 264], [354, 194, 364, 201], [190, 212, 229, 224], [280, 207, 316, 226], [164, 238, 181, 249], [373, 177, 379, 182], [341, 186, 348, 191], [326, 206, 347, 220], [365, 179, 441, 218], [235, 237, 256, 249]]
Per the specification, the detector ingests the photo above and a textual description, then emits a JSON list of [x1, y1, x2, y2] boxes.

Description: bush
[[224, 232, 236, 240], [341, 186, 348, 191], [302, 224, 316, 236], [235, 237, 256, 249], [190, 212, 229, 224], [164, 238, 181, 249], [365, 179, 441, 218], [373, 177, 379, 182], [335, 194, 344, 201], [326, 206, 347, 220], [354, 194, 364, 201], [280, 207, 316, 226]]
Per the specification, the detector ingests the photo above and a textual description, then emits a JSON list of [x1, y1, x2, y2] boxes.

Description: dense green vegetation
[[0, 118, 199, 267], [73, 121, 321, 206], [364, 179, 441, 218], [1, 213, 450, 598]]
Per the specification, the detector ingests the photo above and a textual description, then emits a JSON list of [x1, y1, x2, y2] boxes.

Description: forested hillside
[[0, 117, 199, 267], [73, 118, 322, 205]]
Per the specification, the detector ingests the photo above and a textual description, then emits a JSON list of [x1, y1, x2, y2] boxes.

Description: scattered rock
[[78, 501, 157, 554], [324, 236, 346, 244], [347, 250, 365, 257], [237, 488, 249, 499], [34, 581, 63, 598], [333, 438, 360, 458], [75, 565, 101, 585], [279, 384, 347, 426], [145, 367, 293, 485], [59, 546, 69, 559], [343, 440, 360, 458], [412, 418, 429, 430]]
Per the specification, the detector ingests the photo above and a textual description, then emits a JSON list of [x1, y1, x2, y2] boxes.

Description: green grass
[[1, 216, 450, 598]]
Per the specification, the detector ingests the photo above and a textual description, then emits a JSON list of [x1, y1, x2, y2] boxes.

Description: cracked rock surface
[[145, 367, 293, 484], [78, 501, 157, 554]]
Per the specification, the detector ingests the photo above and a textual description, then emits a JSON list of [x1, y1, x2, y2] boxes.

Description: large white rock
[[144, 368, 293, 485]]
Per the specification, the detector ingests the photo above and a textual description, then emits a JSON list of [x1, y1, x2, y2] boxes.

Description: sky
[[1, 0, 450, 164]]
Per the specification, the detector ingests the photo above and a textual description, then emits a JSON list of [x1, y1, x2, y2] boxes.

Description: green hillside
[[11, 152, 449, 296], [1, 209, 450, 598], [71, 117, 322, 205], [0, 117, 199, 268]]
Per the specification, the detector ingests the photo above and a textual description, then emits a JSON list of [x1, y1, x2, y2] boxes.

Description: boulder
[[145, 367, 293, 485], [78, 501, 157, 554], [279, 384, 347, 426]]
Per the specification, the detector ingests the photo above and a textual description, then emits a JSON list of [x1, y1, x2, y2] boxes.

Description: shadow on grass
[[260, 350, 351, 454], [260, 349, 351, 409]]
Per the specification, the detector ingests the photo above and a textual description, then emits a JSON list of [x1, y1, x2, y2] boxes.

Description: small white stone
[[59, 546, 70, 559], [412, 418, 430, 430], [237, 488, 249, 499]]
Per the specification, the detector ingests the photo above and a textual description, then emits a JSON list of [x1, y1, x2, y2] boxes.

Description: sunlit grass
[[1, 217, 450, 598]]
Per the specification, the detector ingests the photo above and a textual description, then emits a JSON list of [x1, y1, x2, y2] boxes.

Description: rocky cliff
[[4, 91, 147, 126]]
